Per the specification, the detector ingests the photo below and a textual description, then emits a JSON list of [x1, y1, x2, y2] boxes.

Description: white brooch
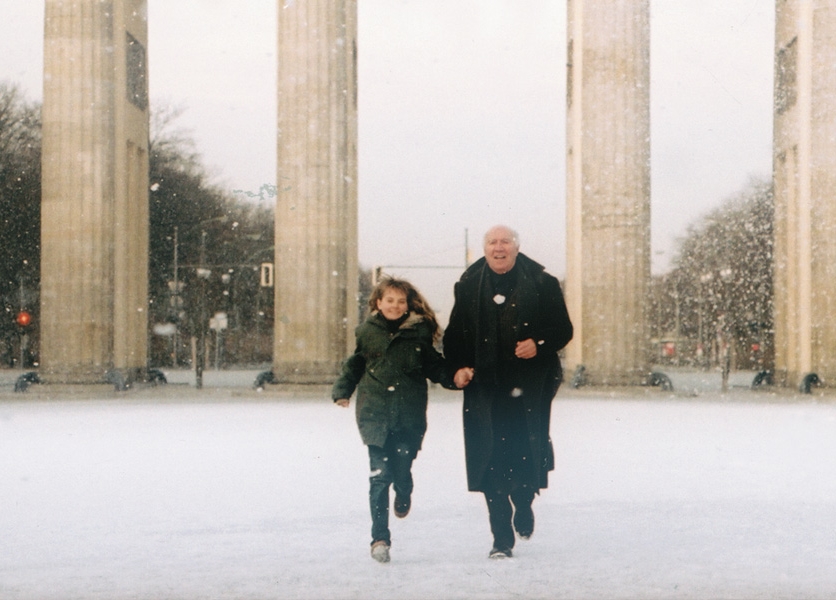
[[493, 294, 506, 305]]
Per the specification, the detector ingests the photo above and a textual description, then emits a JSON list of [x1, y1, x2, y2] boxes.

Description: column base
[[271, 361, 342, 384], [34, 366, 162, 390]]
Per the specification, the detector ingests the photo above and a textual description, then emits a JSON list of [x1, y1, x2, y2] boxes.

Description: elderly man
[[444, 225, 573, 559]]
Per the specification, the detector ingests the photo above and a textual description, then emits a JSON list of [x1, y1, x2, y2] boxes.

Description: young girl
[[332, 277, 458, 563]]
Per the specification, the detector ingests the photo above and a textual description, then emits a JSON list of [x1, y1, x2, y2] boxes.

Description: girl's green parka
[[332, 311, 456, 450]]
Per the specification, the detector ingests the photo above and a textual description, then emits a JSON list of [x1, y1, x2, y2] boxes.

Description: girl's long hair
[[367, 276, 441, 342]]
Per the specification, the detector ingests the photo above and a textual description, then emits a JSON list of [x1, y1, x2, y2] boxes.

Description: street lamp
[[698, 272, 713, 368], [719, 267, 733, 392], [167, 215, 229, 387], [195, 230, 210, 389]]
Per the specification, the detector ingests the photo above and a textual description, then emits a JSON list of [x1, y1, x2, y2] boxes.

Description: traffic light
[[260, 263, 274, 287]]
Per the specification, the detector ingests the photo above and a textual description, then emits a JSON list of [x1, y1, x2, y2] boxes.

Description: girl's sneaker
[[394, 494, 411, 518], [370, 540, 390, 563]]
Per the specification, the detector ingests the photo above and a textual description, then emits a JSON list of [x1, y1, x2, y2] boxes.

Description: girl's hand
[[454, 367, 474, 388], [335, 398, 350, 408]]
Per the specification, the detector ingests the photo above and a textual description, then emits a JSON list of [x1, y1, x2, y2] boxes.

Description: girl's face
[[376, 287, 408, 321]]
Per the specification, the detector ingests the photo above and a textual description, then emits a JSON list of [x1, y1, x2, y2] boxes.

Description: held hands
[[452, 340, 536, 389], [454, 367, 474, 389], [515, 338, 538, 360], [335, 398, 350, 408]]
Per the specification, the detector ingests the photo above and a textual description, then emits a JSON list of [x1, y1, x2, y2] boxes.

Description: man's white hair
[[483, 225, 520, 249]]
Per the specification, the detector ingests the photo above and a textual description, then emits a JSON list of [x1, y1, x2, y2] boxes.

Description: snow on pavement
[[1, 378, 835, 599]]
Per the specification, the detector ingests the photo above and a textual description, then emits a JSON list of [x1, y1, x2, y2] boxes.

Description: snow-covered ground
[[1, 369, 835, 599]]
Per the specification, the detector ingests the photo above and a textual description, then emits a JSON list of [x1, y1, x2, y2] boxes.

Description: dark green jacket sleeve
[[422, 342, 457, 390], [331, 343, 365, 401]]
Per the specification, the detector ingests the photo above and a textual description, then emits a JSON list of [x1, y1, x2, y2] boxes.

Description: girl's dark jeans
[[367, 432, 417, 545]]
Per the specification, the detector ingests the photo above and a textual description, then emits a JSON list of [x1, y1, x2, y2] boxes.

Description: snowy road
[[1, 375, 835, 599]]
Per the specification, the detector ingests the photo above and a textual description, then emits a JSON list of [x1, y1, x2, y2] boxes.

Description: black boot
[[511, 487, 535, 539]]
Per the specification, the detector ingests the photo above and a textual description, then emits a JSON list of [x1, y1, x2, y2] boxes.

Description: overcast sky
[[0, 1, 774, 320]]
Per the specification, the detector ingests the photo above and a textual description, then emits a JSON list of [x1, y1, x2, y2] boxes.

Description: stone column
[[41, 0, 149, 383], [773, 1, 836, 387], [274, 0, 358, 382], [565, 0, 651, 385]]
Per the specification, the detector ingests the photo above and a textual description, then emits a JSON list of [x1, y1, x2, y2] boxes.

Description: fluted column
[[773, 0, 836, 388], [41, 0, 149, 383], [274, 0, 358, 382], [565, 0, 651, 385]]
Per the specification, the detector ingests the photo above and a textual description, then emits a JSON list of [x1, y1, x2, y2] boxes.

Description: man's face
[[484, 228, 519, 274]]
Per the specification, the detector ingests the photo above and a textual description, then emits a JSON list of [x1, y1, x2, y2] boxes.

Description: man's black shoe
[[513, 505, 534, 540], [489, 547, 513, 559]]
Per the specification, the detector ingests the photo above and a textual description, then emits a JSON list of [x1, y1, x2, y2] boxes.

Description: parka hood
[[369, 311, 425, 330]]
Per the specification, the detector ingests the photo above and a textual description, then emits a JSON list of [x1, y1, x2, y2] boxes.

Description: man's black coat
[[443, 253, 573, 492]]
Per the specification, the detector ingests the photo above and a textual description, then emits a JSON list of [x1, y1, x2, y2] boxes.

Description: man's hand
[[515, 339, 538, 359], [454, 367, 474, 388], [335, 398, 350, 407]]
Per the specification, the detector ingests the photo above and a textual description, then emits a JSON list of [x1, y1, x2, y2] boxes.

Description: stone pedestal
[[40, 0, 149, 383], [565, 0, 652, 385], [273, 0, 358, 383], [773, 1, 836, 388]]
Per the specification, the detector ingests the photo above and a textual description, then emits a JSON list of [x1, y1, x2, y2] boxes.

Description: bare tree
[[0, 82, 41, 366], [652, 177, 773, 370]]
